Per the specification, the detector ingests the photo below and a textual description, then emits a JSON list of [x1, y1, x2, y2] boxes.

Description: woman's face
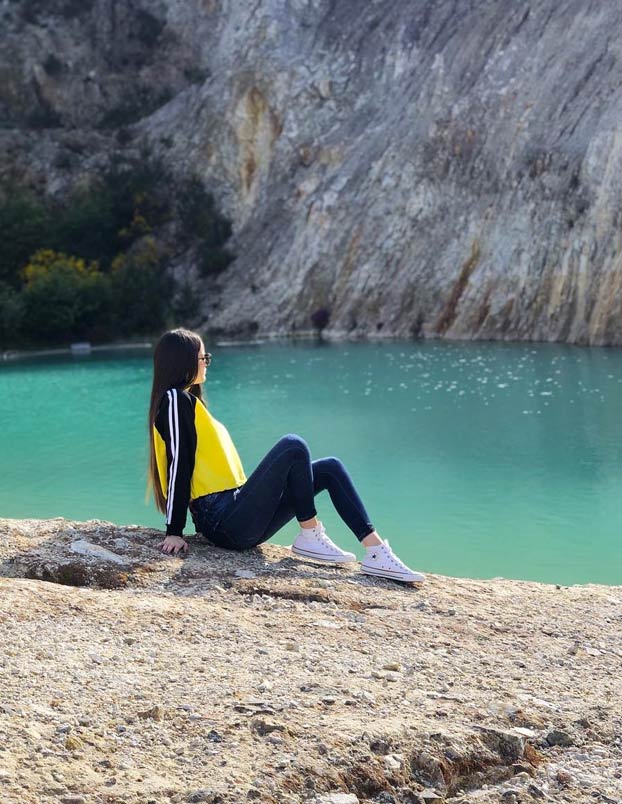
[[193, 340, 210, 385]]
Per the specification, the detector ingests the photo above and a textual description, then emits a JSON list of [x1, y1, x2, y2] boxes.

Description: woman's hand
[[158, 535, 188, 555]]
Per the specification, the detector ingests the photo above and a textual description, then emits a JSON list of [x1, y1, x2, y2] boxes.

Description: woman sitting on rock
[[147, 327, 425, 584]]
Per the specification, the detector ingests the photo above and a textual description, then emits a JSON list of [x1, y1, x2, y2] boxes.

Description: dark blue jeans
[[189, 434, 375, 550]]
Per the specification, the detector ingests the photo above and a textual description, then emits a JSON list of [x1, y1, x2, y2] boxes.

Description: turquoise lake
[[1, 339, 621, 586]]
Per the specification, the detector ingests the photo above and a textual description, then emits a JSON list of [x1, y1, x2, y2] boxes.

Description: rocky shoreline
[[0, 517, 620, 804]]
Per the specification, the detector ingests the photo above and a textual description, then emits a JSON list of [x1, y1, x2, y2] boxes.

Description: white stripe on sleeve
[[166, 389, 179, 523]]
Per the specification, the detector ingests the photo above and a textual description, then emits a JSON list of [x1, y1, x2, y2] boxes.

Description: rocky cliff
[[3, 1, 622, 345], [1, 516, 621, 803]]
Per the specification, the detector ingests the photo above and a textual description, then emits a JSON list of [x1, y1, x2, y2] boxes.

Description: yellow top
[[152, 388, 246, 535]]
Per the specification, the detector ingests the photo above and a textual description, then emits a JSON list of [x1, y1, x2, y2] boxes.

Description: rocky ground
[[0, 517, 620, 804]]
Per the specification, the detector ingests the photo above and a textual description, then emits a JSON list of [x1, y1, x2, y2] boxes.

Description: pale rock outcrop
[[3, 2, 622, 344]]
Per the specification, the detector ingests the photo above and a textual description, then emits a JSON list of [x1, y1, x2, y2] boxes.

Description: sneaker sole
[[291, 545, 357, 563], [361, 565, 425, 583]]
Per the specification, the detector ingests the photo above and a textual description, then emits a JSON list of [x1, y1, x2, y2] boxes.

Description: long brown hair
[[147, 328, 205, 514]]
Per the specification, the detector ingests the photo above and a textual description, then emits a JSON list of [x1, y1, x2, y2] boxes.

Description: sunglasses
[[199, 353, 212, 365]]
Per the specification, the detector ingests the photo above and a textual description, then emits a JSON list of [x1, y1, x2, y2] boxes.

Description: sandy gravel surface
[[0, 517, 621, 804]]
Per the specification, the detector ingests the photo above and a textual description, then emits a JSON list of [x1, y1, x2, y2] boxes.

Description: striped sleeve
[[155, 389, 197, 538]]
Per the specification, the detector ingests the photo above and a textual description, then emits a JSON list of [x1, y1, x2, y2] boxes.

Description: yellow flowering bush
[[20, 250, 111, 343], [21, 249, 101, 284]]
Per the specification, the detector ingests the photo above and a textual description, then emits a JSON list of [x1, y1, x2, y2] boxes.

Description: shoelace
[[380, 541, 409, 570], [317, 529, 337, 547], [313, 525, 342, 551]]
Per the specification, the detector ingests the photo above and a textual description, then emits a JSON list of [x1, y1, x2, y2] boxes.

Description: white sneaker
[[360, 539, 426, 583], [291, 520, 357, 564]]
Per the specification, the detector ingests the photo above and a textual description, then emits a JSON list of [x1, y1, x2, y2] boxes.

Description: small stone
[[546, 729, 574, 747], [137, 705, 164, 721], [419, 791, 444, 803], [234, 569, 256, 579], [321, 696, 337, 705], [478, 727, 525, 761], [70, 539, 127, 565], [382, 662, 402, 672], [527, 784, 546, 799], [555, 770, 573, 784], [284, 641, 298, 651], [123, 637, 137, 645], [511, 727, 537, 738], [315, 794, 359, 804], [187, 790, 218, 803], [384, 753, 403, 770], [251, 719, 285, 736], [385, 672, 400, 682], [64, 735, 83, 751], [370, 738, 391, 755], [316, 79, 332, 99], [207, 730, 223, 742]]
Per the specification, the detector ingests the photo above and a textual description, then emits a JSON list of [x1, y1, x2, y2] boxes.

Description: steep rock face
[[2, 1, 622, 344]]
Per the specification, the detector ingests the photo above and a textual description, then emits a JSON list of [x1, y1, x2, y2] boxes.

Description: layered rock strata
[[2, 2, 622, 343]]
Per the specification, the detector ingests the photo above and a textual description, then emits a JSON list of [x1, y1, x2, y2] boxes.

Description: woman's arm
[[156, 389, 197, 539]]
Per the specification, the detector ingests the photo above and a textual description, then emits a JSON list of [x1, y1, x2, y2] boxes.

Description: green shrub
[[21, 250, 111, 343], [97, 87, 174, 129], [26, 107, 63, 129], [43, 54, 64, 76], [0, 280, 25, 348], [0, 161, 234, 346], [134, 9, 165, 47], [21, 0, 99, 24], [49, 186, 121, 268], [100, 155, 173, 239], [0, 192, 53, 288], [108, 239, 174, 336], [177, 177, 232, 243], [172, 281, 201, 322], [197, 243, 235, 277], [183, 67, 210, 85], [177, 177, 235, 275]]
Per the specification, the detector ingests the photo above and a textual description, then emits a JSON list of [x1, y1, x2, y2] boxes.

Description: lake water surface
[[1, 339, 621, 585]]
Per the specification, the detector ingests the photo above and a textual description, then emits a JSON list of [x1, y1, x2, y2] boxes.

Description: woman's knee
[[316, 456, 346, 476], [277, 433, 310, 456]]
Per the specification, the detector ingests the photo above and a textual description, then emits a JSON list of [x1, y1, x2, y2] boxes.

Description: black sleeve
[[156, 389, 197, 538]]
